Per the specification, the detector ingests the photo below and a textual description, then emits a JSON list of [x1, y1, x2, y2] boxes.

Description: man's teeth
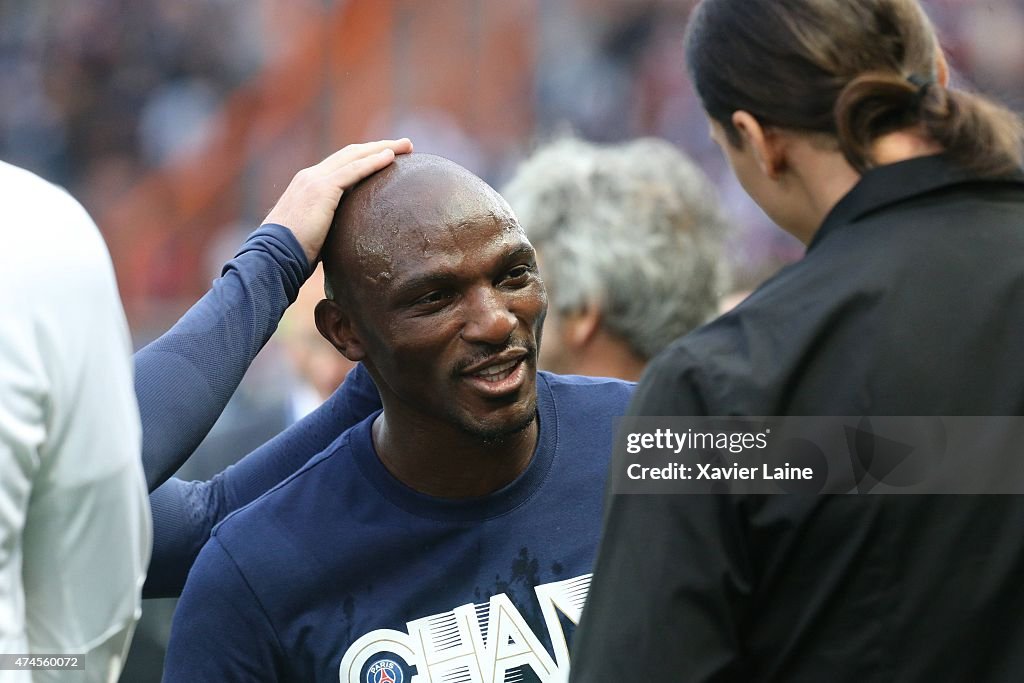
[[475, 359, 519, 380]]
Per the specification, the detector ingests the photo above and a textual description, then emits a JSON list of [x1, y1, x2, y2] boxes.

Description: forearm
[[135, 224, 310, 491]]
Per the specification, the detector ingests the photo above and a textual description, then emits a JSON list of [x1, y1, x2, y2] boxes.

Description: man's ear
[[561, 305, 602, 352], [314, 299, 366, 362], [935, 48, 950, 88], [731, 110, 787, 179]]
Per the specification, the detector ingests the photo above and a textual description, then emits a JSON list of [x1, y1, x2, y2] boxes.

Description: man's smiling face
[[320, 154, 548, 441]]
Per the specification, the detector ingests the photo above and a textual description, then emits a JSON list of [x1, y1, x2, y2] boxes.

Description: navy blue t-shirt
[[164, 372, 632, 682]]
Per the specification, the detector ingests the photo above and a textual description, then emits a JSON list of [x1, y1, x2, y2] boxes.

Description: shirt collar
[[808, 154, 1024, 252], [350, 372, 558, 522]]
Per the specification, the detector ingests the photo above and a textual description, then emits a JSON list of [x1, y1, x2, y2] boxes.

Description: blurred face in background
[[280, 266, 354, 400], [533, 251, 571, 374]]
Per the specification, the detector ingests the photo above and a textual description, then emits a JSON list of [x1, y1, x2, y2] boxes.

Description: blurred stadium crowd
[[2, 0, 1022, 336], [0, 0, 272, 208]]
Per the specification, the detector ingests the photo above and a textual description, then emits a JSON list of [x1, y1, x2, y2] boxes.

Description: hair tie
[[906, 73, 935, 104]]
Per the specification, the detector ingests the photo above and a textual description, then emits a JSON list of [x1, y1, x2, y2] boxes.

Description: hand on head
[[263, 138, 414, 266]]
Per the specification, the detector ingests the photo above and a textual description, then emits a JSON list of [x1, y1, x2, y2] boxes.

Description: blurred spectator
[[503, 137, 729, 380], [277, 265, 356, 418]]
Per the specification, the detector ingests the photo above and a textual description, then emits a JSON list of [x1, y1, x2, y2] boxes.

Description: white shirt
[[0, 162, 151, 683]]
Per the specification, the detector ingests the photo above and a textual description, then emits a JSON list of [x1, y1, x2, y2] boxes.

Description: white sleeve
[[0, 161, 151, 683]]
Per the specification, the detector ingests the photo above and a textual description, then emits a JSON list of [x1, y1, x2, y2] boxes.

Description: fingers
[[318, 138, 413, 174], [328, 148, 399, 190], [260, 138, 413, 267]]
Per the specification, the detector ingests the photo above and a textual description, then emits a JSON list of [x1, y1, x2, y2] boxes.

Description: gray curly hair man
[[502, 137, 729, 380]]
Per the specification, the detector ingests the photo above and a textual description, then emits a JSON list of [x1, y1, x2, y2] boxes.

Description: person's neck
[[786, 128, 943, 245], [569, 329, 647, 382], [371, 405, 539, 499], [870, 128, 944, 165]]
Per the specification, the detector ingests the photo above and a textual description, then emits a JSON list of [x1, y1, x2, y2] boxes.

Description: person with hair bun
[[573, 1, 1024, 680]]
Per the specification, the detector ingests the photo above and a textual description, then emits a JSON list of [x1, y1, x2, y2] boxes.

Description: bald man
[[162, 155, 633, 683]]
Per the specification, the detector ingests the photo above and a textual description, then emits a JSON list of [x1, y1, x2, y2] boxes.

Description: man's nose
[[461, 288, 517, 345]]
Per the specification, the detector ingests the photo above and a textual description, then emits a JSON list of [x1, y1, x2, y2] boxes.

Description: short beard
[[462, 400, 538, 446]]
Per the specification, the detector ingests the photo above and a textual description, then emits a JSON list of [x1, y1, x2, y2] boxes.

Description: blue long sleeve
[[136, 224, 382, 598], [135, 224, 309, 491]]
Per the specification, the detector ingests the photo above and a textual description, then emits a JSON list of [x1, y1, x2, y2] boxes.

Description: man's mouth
[[461, 351, 531, 397], [474, 358, 520, 382]]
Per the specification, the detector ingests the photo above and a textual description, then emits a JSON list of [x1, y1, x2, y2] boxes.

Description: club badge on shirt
[[366, 656, 406, 683]]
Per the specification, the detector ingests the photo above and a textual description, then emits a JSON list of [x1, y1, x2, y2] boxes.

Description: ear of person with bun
[[573, 1, 1024, 681]]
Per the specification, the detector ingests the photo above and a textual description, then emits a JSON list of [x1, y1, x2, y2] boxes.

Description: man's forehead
[[362, 200, 522, 249], [381, 180, 511, 233], [361, 212, 532, 291], [346, 156, 504, 230], [335, 153, 528, 290]]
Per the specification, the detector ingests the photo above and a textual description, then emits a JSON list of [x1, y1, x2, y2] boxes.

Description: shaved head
[[322, 154, 519, 307]]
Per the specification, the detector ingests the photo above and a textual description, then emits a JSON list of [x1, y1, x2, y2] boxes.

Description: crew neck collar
[[350, 373, 558, 523]]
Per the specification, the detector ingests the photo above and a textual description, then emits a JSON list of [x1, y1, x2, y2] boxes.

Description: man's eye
[[415, 291, 451, 307], [504, 265, 534, 283]]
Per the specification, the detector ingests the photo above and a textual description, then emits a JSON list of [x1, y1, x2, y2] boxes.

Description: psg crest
[[366, 658, 404, 683]]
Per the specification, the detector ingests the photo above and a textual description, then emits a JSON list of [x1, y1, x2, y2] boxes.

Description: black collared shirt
[[572, 156, 1024, 682]]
